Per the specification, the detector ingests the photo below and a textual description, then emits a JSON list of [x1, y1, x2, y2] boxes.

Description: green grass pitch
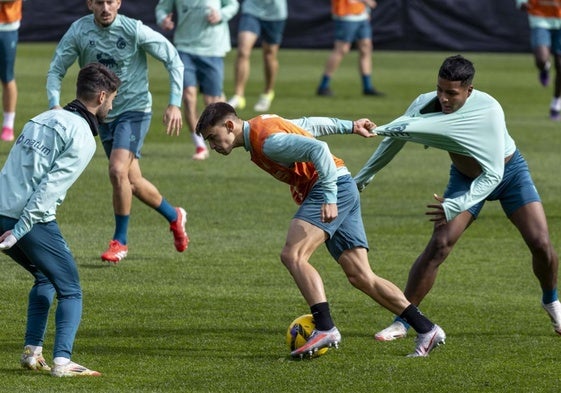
[[0, 43, 560, 392]]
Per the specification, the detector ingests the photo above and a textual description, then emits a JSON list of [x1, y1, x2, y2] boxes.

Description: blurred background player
[[227, 0, 287, 112], [156, 0, 239, 161], [47, 0, 189, 263], [0, 0, 22, 142], [317, 0, 383, 97], [0, 63, 120, 377], [517, 0, 561, 120]]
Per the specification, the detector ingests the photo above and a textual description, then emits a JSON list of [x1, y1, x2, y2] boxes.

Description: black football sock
[[399, 304, 434, 334], [310, 302, 335, 331]]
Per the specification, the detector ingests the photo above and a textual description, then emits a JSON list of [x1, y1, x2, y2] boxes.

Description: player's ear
[[98, 90, 107, 106], [224, 119, 234, 132], [467, 85, 474, 96]]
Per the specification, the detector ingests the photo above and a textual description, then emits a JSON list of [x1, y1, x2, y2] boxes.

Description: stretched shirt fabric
[[517, 0, 561, 29], [0, 109, 96, 240], [155, 0, 239, 57], [244, 115, 352, 205], [354, 89, 517, 222], [241, 0, 287, 21], [0, 0, 22, 30], [46, 14, 183, 122]]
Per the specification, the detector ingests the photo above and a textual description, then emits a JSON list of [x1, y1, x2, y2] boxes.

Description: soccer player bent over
[[196, 102, 446, 358]]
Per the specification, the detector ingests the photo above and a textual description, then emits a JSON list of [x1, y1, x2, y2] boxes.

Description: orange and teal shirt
[[332, 0, 370, 21], [517, 0, 561, 29], [244, 115, 352, 205], [0, 0, 22, 31]]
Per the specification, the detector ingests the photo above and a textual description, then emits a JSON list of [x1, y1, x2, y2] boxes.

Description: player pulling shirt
[[354, 89, 520, 222]]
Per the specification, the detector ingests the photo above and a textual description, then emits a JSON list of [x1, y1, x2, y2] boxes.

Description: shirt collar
[[243, 121, 251, 151]]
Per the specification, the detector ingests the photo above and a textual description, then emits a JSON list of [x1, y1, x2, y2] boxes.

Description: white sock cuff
[[3, 112, 15, 128], [190, 131, 206, 148], [53, 357, 71, 366]]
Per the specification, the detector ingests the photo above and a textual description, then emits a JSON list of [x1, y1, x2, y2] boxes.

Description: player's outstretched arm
[[352, 119, 377, 137]]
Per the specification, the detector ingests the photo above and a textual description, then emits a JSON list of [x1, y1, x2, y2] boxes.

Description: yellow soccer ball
[[286, 314, 328, 357]]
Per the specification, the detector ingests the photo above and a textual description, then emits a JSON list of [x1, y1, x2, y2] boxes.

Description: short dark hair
[[76, 62, 121, 102], [196, 102, 238, 135], [438, 55, 475, 86]]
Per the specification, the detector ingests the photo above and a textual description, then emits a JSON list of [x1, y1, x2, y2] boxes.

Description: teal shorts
[[444, 149, 541, 219], [0, 29, 18, 82], [238, 13, 285, 44], [531, 27, 561, 54], [334, 19, 372, 43], [179, 51, 223, 96], [99, 111, 152, 159], [294, 174, 369, 261]]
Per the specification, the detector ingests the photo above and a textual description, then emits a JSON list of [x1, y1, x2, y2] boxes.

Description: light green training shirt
[[155, 0, 239, 56], [354, 90, 516, 222], [0, 109, 96, 240], [46, 14, 184, 122]]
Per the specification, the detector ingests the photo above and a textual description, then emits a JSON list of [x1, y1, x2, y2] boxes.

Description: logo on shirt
[[16, 133, 52, 157], [116, 36, 126, 50], [96, 52, 118, 69], [377, 122, 411, 139]]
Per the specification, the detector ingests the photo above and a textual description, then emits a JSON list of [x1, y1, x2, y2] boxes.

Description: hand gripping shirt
[[354, 89, 516, 222], [46, 14, 183, 122], [0, 109, 96, 240], [155, 0, 239, 57], [244, 115, 352, 205]]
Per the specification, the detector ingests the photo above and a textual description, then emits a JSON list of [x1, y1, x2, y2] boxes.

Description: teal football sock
[[542, 287, 558, 304], [156, 198, 177, 223]]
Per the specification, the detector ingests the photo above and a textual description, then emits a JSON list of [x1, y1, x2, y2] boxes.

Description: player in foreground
[[196, 102, 445, 358], [355, 55, 561, 341], [47, 0, 188, 263], [0, 63, 120, 377]]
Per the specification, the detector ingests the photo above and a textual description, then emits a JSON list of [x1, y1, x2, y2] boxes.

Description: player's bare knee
[[529, 235, 557, 260], [346, 273, 366, 291], [428, 236, 454, 261], [279, 248, 293, 268], [108, 166, 128, 185]]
